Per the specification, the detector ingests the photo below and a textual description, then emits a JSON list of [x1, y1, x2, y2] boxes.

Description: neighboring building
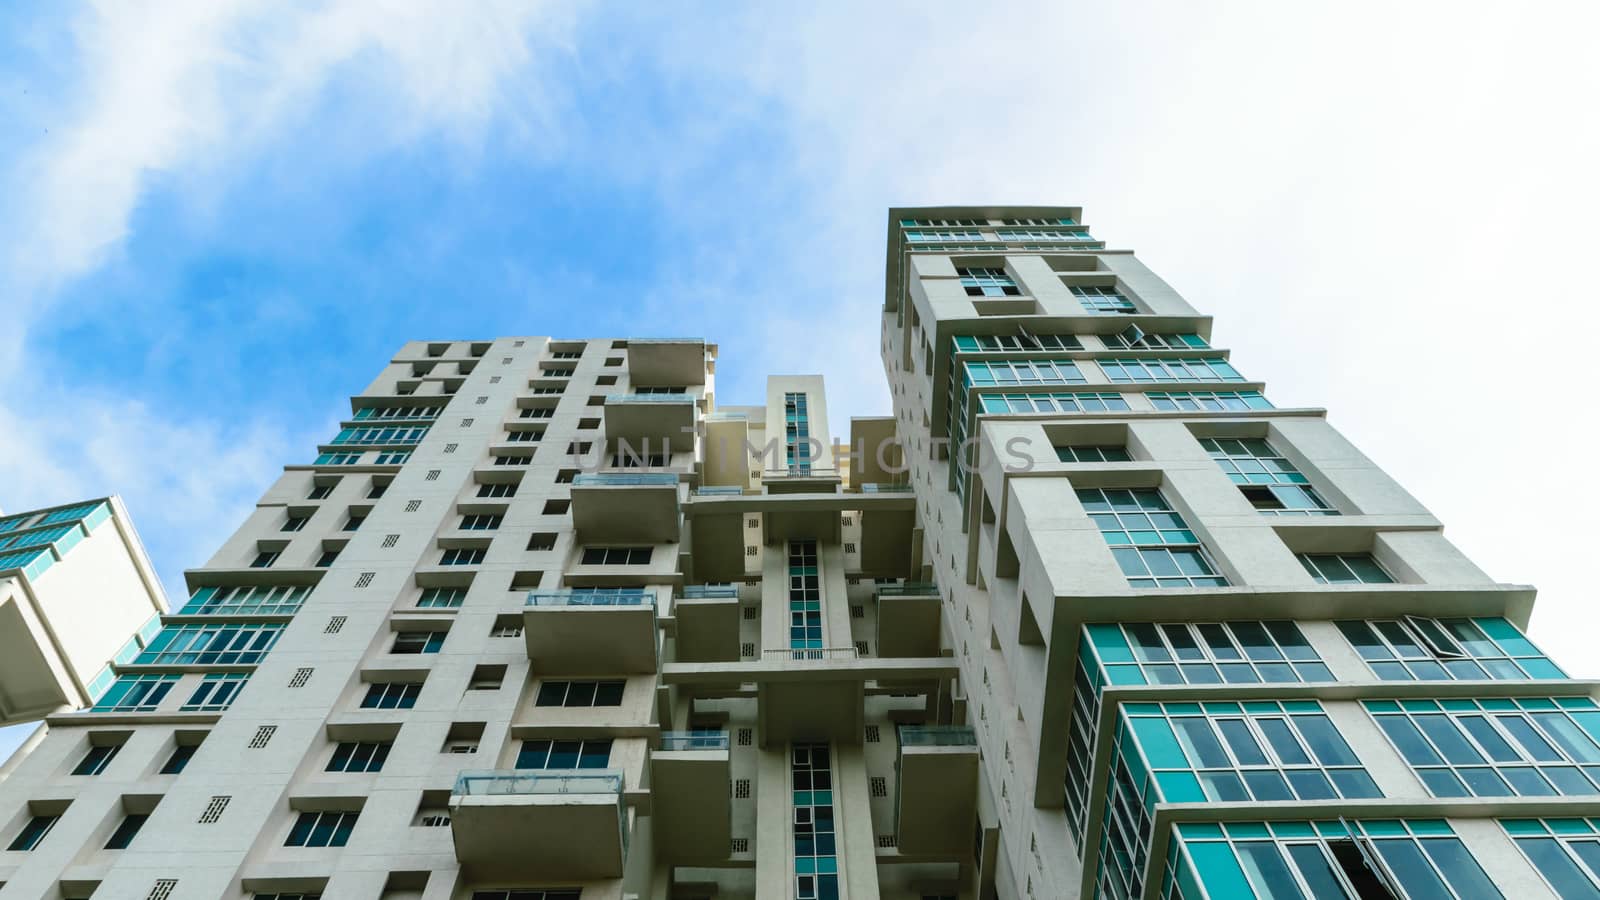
[[0, 497, 167, 727], [0, 210, 1589, 900]]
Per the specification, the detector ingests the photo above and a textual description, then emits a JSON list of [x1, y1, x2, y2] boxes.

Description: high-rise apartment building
[[0, 207, 1590, 900], [1, 497, 167, 728]]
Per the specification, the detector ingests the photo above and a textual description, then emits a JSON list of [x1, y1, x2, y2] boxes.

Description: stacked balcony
[[895, 725, 980, 856], [650, 730, 732, 862], [569, 472, 680, 543], [875, 583, 943, 658], [673, 584, 741, 663], [449, 770, 628, 880], [523, 589, 658, 673]]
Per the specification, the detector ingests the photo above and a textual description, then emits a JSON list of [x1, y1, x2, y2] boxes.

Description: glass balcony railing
[[606, 393, 695, 404], [453, 769, 624, 797], [703, 411, 748, 421], [763, 647, 860, 661], [681, 584, 739, 600], [629, 338, 701, 345], [526, 589, 654, 608], [660, 730, 730, 751], [877, 582, 940, 597], [898, 725, 978, 747], [572, 472, 678, 487], [861, 483, 913, 493], [695, 485, 745, 496]]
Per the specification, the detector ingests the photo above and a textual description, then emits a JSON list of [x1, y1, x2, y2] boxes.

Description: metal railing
[[453, 769, 625, 797], [898, 725, 978, 747], [680, 584, 739, 600], [572, 472, 678, 487], [762, 647, 860, 661], [526, 589, 654, 608], [606, 393, 695, 404], [877, 583, 940, 597], [660, 730, 730, 751]]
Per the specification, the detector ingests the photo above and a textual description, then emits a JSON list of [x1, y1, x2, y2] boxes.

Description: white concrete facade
[[0, 207, 1591, 900]]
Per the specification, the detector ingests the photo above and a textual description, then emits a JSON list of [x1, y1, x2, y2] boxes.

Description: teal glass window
[[789, 540, 823, 649], [136, 623, 283, 666], [1148, 390, 1273, 411], [961, 359, 1085, 386], [1338, 616, 1565, 681], [417, 587, 466, 608], [439, 547, 486, 566], [1504, 819, 1600, 899], [1100, 704, 1379, 898], [93, 674, 178, 712], [1072, 284, 1137, 313], [1164, 819, 1502, 900], [352, 405, 438, 421], [792, 744, 839, 900], [160, 743, 197, 774], [1368, 697, 1600, 798], [958, 266, 1021, 297], [905, 227, 985, 242], [1201, 437, 1336, 516], [1077, 488, 1229, 588], [1097, 621, 1334, 686], [952, 333, 1083, 352], [1056, 445, 1131, 463], [329, 425, 429, 446], [977, 392, 1128, 414], [470, 892, 580, 900], [996, 227, 1094, 242], [1301, 553, 1392, 584], [785, 392, 812, 474], [313, 451, 362, 465], [373, 450, 411, 465], [1101, 358, 1244, 383], [1102, 330, 1208, 350], [182, 673, 248, 711]]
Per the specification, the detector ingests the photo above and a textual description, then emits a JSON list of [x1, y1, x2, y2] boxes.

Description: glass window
[[7, 814, 61, 851], [1300, 554, 1393, 585], [1072, 284, 1137, 313], [1368, 697, 1600, 798], [361, 682, 421, 709], [1056, 444, 1131, 463], [534, 680, 626, 708], [72, 742, 122, 776], [1101, 359, 1244, 383], [284, 810, 358, 847], [1147, 391, 1273, 411], [1340, 617, 1564, 682], [103, 813, 148, 850], [327, 741, 391, 773], [391, 631, 446, 654], [1077, 488, 1229, 588], [957, 267, 1021, 297]]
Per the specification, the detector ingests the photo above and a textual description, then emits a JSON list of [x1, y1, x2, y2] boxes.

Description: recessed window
[[1077, 488, 1228, 588], [361, 682, 421, 709], [1055, 445, 1130, 463], [392, 631, 446, 654], [71, 740, 123, 776], [327, 741, 391, 773], [281, 515, 310, 533], [516, 738, 611, 769], [160, 742, 199, 775], [285, 810, 358, 848], [478, 482, 517, 498], [7, 813, 61, 851], [307, 481, 336, 500], [440, 547, 486, 566], [605, 357, 623, 366], [417, 586, 466, 608], [581, 546, 651, 565], [343, 514, 364, 532], [957, 266, 1021, 297], [1201, 438, 1335, 516], [1298, 553, 1392, 585], [250, 550, 280, 569], [459, 514, 502, 531], [467, 665, 506, 691], [368, 479, 390, 499], [1071, 284, 1137, 313], [542, 500, 570, 515], [442, 722, 484, 754], [527, 533, 557, 552], [315, 547, 342, 568], [535, 680, 625, 707], [103, 812, 148, 850], [577, 418, 600, 430]]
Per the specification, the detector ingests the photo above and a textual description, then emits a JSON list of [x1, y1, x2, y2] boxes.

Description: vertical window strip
[[792, 743, 840, 900]]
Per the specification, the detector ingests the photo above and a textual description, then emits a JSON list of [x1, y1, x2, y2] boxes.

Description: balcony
[[523, 590, 658, 674], [604, 394, 697, 452], [449, 769, 627, 879], [626, 338, 707, 386], [570, 472, 680, 543], [651, 731, 730, 862], [876, 583, 942, 658], [895, 726, 979, 856], [674, 585, 740, 663]]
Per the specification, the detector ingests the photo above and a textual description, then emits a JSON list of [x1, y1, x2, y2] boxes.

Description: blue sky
[[2, 2, 1600, 759]]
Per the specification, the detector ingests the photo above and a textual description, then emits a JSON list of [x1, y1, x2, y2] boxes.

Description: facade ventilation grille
[[147, 880, 178, 900], [288, 668, 313, 688], [198, 796, 230, 824], [248, 726, 277, 749]]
